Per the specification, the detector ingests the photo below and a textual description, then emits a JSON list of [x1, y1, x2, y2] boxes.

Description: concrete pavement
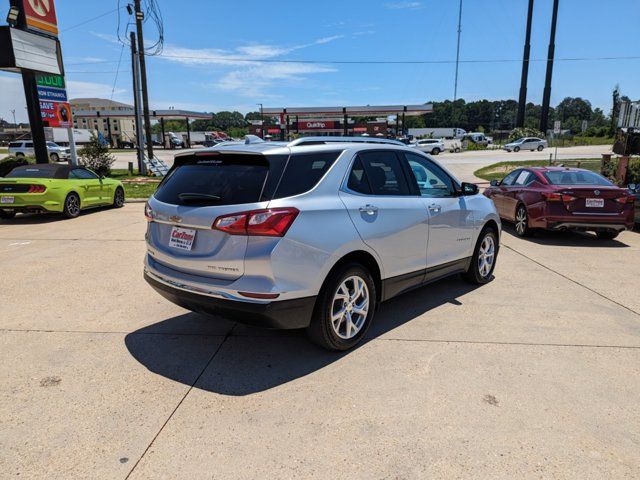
[[1, 204, 639, 479]]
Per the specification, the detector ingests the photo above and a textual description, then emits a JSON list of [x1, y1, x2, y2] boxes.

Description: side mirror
[[490, 179, 499, 187], [461, 182, 479, 196], [629, 183, 637, 192]]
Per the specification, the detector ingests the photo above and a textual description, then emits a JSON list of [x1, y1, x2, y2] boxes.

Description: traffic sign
[[553, 120, 561, 134]]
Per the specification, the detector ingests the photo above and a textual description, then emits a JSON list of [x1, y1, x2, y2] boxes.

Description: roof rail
[[287, 136, 405, 147]]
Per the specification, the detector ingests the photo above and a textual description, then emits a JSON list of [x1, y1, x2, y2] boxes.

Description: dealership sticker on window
[[169, 226, 196, 251]]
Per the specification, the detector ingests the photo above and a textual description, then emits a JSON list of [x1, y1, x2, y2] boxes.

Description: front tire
[[15, 152, 25, 159], [113, 187, 125, 208], [514, 146, 520, 152], [50, 153, 59, 162], [514, 204, 533, 237], [307, 263, 376, 351], [596, 230, 619, 240], [63, 193, 81, 219], [464, 227, 498, 284]]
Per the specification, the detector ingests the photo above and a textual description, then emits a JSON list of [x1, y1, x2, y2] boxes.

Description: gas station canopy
[[262, 104, 433, 118]]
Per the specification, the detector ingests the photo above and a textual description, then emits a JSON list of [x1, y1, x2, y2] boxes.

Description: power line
[[154, 54, 640, 65], [60, 6, 123, 33]]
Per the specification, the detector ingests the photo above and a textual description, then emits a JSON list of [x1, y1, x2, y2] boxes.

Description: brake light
[[27, 184, 46, 193], [615, 196, 635, 204], [144, 202, 154, 221], [213, 208, 299, 237], [543, 192, 576, 202]]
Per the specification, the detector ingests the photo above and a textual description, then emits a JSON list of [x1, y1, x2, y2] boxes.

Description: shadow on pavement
[[1, 206, 114, 225], [125, 277, 481, 396], [501, 223, 630, 248]]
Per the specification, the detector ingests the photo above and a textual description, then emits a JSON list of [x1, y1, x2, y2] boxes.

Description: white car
[[8, 141, 71, 162], [412, 139, 445, 155], [504, 137, 547, 152]]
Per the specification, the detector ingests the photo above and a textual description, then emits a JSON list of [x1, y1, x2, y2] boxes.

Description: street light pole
[[453, 0, 463, 101], [133, 0, 154, 162], [540, 0, 560, 134], [258, 103, 264, 138], [11, 109, 17, 127]]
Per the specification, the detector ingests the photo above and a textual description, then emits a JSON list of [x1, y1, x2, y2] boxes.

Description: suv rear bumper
[[144, 271, 316, 329]]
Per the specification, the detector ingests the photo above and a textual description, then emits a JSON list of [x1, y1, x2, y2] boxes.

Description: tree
[[78, 135, 115, 176]]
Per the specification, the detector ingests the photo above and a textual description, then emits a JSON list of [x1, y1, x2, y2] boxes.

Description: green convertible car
[[0, 164, 125, 219]]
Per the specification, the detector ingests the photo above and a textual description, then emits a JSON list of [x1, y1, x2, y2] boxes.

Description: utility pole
[[258, 103, 264, 138], [130, 32, 145, 174], [516, 0, 535, 128], [133, 0, 154, 161], [453, 0, 463, 101], [11, 109, 17, 127], [540, 0, 560, 134], [9, 0, 48, 164]]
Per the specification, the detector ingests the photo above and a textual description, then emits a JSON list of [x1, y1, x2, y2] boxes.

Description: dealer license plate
[[1, 196, 14, 204], [169, 226, 196, 251], [585, 198, 604, 208]]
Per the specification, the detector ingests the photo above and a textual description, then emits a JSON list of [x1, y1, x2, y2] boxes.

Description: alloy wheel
[[115, 188, 124, 207], [478, 234, 495, 278], [330, 275, 369, 340], [67, 195, 80, 216], [515, 207, 527, 236]]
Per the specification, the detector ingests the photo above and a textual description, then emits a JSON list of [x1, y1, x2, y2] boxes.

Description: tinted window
[[404, 152, 455, 197], [70, 169, 98, 179], [514, 170, 533, 186], [272, 151, 341, 199], [8, 142, 20, 148], [347, 157, 371, 194], [501, 170, 521, 186], [155, 154, 271, 206], [357, 151, 411, 196], [543, 170, 613, 186], [25, 142, 33, 148], [6, 167, 56, 178]]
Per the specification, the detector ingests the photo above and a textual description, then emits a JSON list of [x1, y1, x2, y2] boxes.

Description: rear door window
[[272, 151, 342, 199], [155, 154, 277, 206]]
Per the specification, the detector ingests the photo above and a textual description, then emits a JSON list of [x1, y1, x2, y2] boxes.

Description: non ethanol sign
[[36, 73, 71, 128]]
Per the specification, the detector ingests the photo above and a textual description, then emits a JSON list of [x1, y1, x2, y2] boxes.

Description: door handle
[[428, 203, 441, 214], [359, 204, 378, 215]]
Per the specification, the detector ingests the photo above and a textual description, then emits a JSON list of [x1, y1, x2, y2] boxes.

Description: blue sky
[[2, 0, 639, 123]]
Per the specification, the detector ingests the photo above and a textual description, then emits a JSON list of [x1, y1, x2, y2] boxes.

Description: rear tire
[[596, 230, 619, 240], [113, 187, 125, 208], [464, 227, 498, 284], [537, 145, 544, 151], [514, 204, 533, 237], [63, 193, 81, 219], [0, 209, 16, 220], [431, 148, 441, 155], [307, 263, 376, 351], [454, 147, 461, 153]]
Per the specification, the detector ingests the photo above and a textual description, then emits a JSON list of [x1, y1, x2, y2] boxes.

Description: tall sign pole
[[540, 0, 560, 134], [134, 0, 154, 161], [9, 0, 47, 164], [516, 0, 534, 128]]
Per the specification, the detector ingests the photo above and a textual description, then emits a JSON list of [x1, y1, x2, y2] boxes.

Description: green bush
[[78, 136, 115, 176], [0, 156, 34, 177], [509, 127, 544, 142], [627, 159, 640, 184], [465, 142, 487, 151]]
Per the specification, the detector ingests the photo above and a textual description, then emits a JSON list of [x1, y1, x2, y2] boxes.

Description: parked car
[[443, 138, 462, 153], [483, 167, 635, 239], [143, 137, 501, 351], [412, 138, 445, 155], [503, 137, 547, 152], [629, 183, 640, 224], [8, 141, 71, 162], [0, 164, 125, 219]]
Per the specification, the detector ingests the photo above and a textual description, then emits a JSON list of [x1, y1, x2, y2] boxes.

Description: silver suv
[[144, 137, 501, 350], [412, 138, 445, 155], [8, 141, 71, 162]]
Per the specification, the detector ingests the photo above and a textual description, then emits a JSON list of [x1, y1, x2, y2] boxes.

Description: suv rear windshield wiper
[[177, 193, 222, 203]]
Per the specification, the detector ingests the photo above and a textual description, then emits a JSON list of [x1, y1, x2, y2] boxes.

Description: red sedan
[[484, 167, 636, 240]]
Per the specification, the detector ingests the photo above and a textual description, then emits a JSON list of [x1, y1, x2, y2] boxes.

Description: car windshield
[[47, 142, 58, 148], [543, 170, 613, 186]]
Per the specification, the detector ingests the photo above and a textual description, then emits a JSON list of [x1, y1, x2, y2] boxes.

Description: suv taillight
[[27, 184, 46, 193], [213, 208, 299, 237]]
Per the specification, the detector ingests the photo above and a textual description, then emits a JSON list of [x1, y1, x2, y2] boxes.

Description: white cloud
[[67, 80, 127, 101], [385, 1, 423, 9], [0, 74, 27, 123]]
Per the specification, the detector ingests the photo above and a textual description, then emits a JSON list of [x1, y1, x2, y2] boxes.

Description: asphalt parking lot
[[1, 203, 639, 479]]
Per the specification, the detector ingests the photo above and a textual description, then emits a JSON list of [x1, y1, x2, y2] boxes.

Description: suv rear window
[[272, 151, 342, 199]]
